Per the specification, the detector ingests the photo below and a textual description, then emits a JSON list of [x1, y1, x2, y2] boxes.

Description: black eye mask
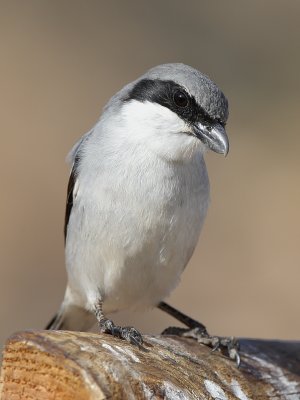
[[124, 79, 226, 129]]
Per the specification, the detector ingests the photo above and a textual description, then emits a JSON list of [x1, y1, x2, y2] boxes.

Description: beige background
[[1, 1, 299, 355]]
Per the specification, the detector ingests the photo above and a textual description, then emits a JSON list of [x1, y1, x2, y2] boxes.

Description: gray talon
[[168, 326, 240, 366], [99, 318, 143, 347], [121, 326, 143, 346]]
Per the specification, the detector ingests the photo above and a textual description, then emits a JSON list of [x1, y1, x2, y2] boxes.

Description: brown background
[[1, 1, 299, 355]]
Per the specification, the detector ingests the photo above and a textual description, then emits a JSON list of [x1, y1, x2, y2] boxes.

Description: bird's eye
[[173, 90, 188, 108]]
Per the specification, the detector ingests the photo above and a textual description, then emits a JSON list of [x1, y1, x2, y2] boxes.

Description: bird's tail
[[46, 288, 95, 331], [46, 303, 95, 331]]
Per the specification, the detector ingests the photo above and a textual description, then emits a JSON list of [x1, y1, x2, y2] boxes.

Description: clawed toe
[[94, 301, 144, 349], [120, 326, 143, 346], [99, 318, 143, 347], [100, 318, 115, 334], [163, 326, 240, 366], [209, 336, 240, 366], [185, 330, 240, 367]]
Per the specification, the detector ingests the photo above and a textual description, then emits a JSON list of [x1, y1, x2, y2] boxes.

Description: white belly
[[65, 154, 209, 313]]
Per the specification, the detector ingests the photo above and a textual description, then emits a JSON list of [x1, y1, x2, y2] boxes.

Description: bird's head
[[103, 63, 229, 161]]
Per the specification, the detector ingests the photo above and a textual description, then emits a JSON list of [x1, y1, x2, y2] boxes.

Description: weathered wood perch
[[0, 331, 299, 399]]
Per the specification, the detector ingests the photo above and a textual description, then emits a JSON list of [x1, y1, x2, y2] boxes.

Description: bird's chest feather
[[66, 152, 209, 309], [82, 154, 207, 259]]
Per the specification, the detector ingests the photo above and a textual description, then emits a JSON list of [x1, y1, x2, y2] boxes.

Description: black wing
[[64, 154, 80, 243]]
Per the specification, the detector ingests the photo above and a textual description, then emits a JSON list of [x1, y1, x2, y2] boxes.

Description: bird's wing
[[66, 129, 93, 165], [64, 130, 93, 242], [64, 154, 80, 242]]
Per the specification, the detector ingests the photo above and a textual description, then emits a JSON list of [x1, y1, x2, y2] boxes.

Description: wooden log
[[0, 330, 299, 399]]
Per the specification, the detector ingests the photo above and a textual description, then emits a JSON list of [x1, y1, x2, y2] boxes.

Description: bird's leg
[[94, 299, 143, 347], [158, 301, 208, 333], [158, 301, 240, 366]]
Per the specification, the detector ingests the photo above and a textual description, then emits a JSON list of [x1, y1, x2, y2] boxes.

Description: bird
[[46, 63, 235, 358]]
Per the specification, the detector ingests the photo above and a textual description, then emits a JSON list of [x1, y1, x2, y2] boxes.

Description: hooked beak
[[193, 121, 229, 156]]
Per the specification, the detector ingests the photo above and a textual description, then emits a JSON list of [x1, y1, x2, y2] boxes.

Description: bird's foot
[[99, 318, 144, 348], [183, 327, 240, 367], [162, 326, 240, 366]]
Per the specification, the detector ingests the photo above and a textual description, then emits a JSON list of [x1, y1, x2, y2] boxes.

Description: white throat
[[103, 100, 206, 162]]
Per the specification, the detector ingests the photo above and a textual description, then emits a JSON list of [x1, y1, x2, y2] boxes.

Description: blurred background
[[1, 1, 299, 356]]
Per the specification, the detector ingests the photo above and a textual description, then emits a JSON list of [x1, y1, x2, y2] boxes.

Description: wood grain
[[0, 331, 299, 399]]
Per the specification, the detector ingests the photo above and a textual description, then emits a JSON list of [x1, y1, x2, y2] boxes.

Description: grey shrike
[[46, 63, 238, 362]]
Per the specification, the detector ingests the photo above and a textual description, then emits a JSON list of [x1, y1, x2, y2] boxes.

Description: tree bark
[[0, 330, 299, 399]]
